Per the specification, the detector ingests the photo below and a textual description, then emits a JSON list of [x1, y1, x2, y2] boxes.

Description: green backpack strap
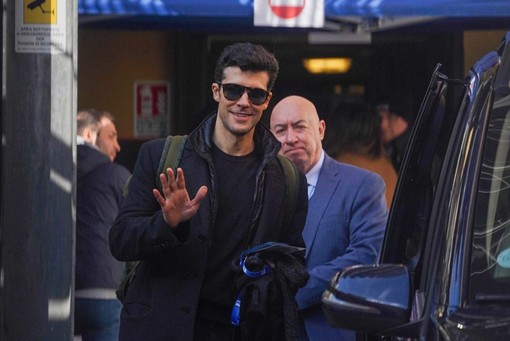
[[155, 135, 189, 193], [276, 154, 300, 237], [122, 135, 189, 197]]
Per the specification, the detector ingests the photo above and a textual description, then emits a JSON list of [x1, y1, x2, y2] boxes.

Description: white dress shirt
[[305, 150, 325, 199]]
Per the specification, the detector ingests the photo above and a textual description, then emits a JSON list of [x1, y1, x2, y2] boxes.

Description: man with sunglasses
[[109, 42, 308, 341]]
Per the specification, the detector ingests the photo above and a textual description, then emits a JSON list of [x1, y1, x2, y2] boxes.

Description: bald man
[[270, 96, 388, 340]]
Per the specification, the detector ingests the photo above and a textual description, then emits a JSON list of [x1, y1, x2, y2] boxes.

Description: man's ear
[[259, 91, 272, 111], [82, 127, 97, 144], [266, 91, 273, 103], [319, 120, 326, 140], [212, 83, 221, 103]]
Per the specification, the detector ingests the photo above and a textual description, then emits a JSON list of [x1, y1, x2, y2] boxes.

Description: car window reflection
[[470, 91, 510, 302]]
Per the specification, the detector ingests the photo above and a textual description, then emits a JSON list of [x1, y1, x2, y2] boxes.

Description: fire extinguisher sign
[[134, 81, 170, 138]]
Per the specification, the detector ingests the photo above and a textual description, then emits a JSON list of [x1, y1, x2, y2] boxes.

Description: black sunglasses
[[217, 82, 270, 105]]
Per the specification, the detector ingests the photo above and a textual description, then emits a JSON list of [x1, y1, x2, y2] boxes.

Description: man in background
[[270, 95, 388, 340], [91, 110, 123, 162], [75, 109, 130, 341], [377, 93, 413, 172]]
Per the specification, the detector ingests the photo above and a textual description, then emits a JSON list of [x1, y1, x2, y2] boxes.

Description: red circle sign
[[269, 0, 306, 19]]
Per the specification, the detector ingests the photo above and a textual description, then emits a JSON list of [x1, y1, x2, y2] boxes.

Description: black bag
[[234, 251, 309, 341]]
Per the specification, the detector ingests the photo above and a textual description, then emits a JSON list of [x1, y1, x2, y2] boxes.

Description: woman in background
[[323, 98, 397, 208]]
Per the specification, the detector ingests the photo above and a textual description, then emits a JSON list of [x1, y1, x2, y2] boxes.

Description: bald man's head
[[270, 96, 325, 174]]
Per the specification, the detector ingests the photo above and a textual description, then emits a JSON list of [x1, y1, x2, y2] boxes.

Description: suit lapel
[[303, 155, 341, 258]]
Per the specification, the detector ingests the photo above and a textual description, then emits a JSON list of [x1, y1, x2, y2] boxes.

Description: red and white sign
[[134, 81, 170, 138], [254, 0, 324, 28]]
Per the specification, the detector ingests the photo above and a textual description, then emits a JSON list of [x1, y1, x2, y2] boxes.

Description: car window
[[469, 34, 510, 303], [470, 84, 510, 303], [378, 63, 472, 324], [381, 66, 455, 275]]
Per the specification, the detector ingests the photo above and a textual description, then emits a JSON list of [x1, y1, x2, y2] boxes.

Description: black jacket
[[76, 143, 130, 290], [109, 113, 308, 341]]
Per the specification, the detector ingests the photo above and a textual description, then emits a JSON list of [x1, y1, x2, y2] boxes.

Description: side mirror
[[322, 264, 412, 335]]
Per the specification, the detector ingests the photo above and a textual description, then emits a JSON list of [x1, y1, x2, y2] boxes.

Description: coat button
[[198, 234, 206, 241], [180, 306, 190, 314]]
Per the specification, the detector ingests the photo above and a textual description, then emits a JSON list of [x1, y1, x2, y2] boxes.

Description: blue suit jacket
[[296, 153, 388, 340]]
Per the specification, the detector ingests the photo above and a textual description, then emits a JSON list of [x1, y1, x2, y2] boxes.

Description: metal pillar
[[1, 0, 76, 340]]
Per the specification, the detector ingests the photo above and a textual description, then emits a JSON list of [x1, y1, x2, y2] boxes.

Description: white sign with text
[[254, 0, 324, 28], [134, 81, 170, 138]]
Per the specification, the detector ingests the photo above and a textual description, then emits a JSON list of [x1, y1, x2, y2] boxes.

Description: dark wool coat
[[109, 113, 308, 341], [76, 144, 130, 290]]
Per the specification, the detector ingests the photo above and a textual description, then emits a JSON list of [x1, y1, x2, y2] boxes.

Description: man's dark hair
[[214, 42, 279, 90], [324, 98, 382, 159]]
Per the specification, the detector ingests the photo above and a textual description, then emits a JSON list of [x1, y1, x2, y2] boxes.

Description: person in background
[[270, 95, 388, 341], [75, 109, 131, 341], [91, 110, 122, 162], [109, 42, 308, 341], [323, 98, 397, 208], [377, 93, 413, 172], [91, 109, 131, 177]]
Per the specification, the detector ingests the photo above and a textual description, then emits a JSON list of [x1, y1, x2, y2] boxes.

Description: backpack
[[116, 135, 300, 303]]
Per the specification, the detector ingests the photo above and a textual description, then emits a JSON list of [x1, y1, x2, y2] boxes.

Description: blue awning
[[78, 0, 510, 17], [327, 0, 510, 17], [78, 0, 252, 17]]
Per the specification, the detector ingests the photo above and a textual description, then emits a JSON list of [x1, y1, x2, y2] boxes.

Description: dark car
[[322, 31, 510, 340]]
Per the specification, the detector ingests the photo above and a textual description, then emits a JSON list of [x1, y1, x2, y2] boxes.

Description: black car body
[[322, 31, 510, 340]]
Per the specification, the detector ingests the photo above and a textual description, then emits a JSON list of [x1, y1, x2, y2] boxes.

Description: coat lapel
[[303, 155, 341, 258]]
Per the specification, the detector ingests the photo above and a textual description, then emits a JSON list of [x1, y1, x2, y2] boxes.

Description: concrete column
[[1, 0, 77, 339]]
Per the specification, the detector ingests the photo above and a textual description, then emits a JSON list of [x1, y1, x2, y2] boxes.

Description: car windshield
[[470, 35, 510, 302]]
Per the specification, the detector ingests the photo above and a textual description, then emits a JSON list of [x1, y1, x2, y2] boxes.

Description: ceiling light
[[303, 58, 352, 74]]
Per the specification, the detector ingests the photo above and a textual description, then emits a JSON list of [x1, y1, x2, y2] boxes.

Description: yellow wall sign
[[24, 0, 57, 25], [15, 0, 66, 53]]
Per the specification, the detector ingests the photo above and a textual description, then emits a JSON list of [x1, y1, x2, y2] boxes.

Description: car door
[[413, 49, 501, 341], [322, 60, 470, 339], [373, 43, 503, 340], [434, 31, 510, 340], [322, 32, 510, 341]]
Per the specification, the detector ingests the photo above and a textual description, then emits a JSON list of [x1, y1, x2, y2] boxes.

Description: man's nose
[[284, 129, 297, 143], [237, 91, 250, 106]]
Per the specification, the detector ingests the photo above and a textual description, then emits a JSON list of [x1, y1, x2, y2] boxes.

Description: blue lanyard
[[242, 259, 272, 278], [231, 257, 272, 326]]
